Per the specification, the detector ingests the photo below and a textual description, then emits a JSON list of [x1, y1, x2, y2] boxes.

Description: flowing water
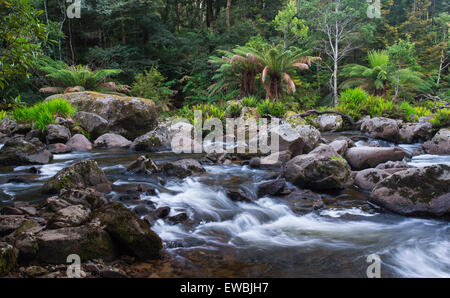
[[0, 133, 449, 278]]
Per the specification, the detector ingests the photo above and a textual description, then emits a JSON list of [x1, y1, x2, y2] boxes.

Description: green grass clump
[[431, 108, 450, 129], [241, 96, 259, 108], [11, 98, 76, 131], [257, 99, 286, 118], [225, 101, 243, 118], [0, 110, 7, 121], [178, 103, 226, 124]]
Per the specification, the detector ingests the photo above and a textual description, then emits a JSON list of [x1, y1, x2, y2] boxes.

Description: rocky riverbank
[[0, 92, 449, 278]]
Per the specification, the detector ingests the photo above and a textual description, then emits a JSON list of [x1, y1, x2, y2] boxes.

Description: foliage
[[241, 96, 259, 108], [0, 0, 47, 89], [11, 98, 76, 130], [431, 108, 450, 129], [178, 104, 226, 125], [131, 67, 174, 108], [257, 99, 286, 118], [38, 58, 122, 90], [399, 102, 432, 122], [225, 101, 243, 118], [0, 110, 7, 121]]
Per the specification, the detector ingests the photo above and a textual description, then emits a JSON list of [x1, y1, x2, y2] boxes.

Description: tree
[[249, 43, 319, 100], [0, 0, 47, 89], [273, 0, 308, 50]]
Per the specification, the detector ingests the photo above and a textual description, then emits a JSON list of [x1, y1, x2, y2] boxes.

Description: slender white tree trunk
[[333, 2, 339, 105]]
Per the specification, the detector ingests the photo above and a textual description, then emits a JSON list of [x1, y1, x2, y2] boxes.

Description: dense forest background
[[0, 0, 449, 114]]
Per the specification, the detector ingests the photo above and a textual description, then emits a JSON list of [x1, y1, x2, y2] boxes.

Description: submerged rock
[[226, 186, 257, 203], [46, 92, 158, 139], [423, 128, 450, 155], [160, 159, 205, 178], [283, 145, 352, 190], [42, 160, 112, 194], [257, 179, 286, 197], [0, 137, 53, 166], [370, 165, 450, 218], [361, 117, 399, 142], [345, 146, 409, 170]]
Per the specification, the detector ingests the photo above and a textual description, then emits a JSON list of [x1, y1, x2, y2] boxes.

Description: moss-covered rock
[[0, 242, 18, 276], [0, 136, 53, 166], [423, 128, 450, 155], [96, 202, 162, 260], [42, 160, 111, 194], [370, 165, 450, 218]]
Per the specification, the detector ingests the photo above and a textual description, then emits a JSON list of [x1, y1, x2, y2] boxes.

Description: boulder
[[96, 202, 162, 260], [0, 242, 18, 276], [127, 156, 159, 175], [345, 146, 409, 170], [42, 160, 112, 194], [12, 219, 42, 262], [56, 188, 108, 210], [160, 159, 205, 178], [46, 92, 158, 139], [257, 179, 286, 197], [73, 111, 108, 139], [66, 134, 92, 151], [45, 124, 71, 144], [0, 118, 17, 135], [370, 165, 450, 218], [316, 114, 343, 131], [294, 125, 321, 153], [250, 150, 292, 169], [47, 143, 72, 154], [36, 222, 116, 264], [270, 123, 304, 156], [354, 169, 391, 191], [49, 205, 91, 228], [361, 117, 399, 142], [131, 124, 171, 152], [286, 189, 324, 214], [226, 186, 257, 203], [423, 128, 450, 155], [283, 145, 352, 190], [329, 139, 349, 156], [399, 122, 434, 144], [0, 215, 28, 237], [94, 133, 132, 149], [0, 137, 53, 166]]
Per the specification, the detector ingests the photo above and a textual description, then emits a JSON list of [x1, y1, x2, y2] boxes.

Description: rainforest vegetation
[[0, 0, 449, 127]]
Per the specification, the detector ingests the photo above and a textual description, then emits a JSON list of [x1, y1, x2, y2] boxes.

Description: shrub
[[131, 67, 174, 108], [431, 108, 450, 128], [257, 99, 286, 118], [225, 101, 243, 118], [399, 102, 432, 122], [178, 103, 226, 124], [11, 98, 76, 131], [241, 96, 259, 108], [0, 110, 7, 121]]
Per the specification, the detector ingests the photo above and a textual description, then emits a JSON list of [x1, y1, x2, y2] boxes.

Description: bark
[[226, 0, 231, 30], [206, 0, 214, 31]]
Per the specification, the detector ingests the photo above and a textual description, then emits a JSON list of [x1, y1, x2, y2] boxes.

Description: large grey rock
[[73, 111, 108, 139], [294, 125, 321, 153], [94, 133, 132, 149], [36, 223, 116, 264], [354, 168, 391, 191], [46, 92, 158, 139], [131, 124, 171, 152], [160, 159, 205, 178], [399, 122, 434, 144], [270, 123, 304, 156], [345, 146, 409, 170], [45, 124, 71, 144], [49, 205, 91, 228], [0, 137, 53, 166], [423, 128, 450, 155], [370, 165, 450, 218], [0, 118, 17, 135], [283, 145, 352, 190], [42, 160, 112, 194], [361, 117, 399, 142], [316, 114, 343, 131], [66, 134, 92, 151]]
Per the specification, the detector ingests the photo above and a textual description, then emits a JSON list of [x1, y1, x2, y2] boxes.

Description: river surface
[[0, 132, 449, 278]]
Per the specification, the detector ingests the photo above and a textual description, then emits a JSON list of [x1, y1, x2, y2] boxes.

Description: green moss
[[0, 245, 17, 277]]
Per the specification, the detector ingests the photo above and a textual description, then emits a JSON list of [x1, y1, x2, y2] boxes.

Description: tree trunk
[[332, 1, 339, 106], [226, 0, 231, 30], [206, 0, 214, 32]]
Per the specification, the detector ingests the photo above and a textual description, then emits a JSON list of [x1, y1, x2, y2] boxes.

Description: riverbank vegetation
[[0, 0, 448, 128]]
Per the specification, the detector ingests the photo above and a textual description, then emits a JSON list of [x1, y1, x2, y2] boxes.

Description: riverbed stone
[[46, 92, 158, 140], [42, 160, 112, 194], [160, 159, 205, 178], [283, 145, 352, 190], [423, 128, 450, 155], [94, 133, 132, 149], [66, 134, 92, 151], [257, 179, 286, 197], [361, 117, 399, 142], [73, 111, 108, 139], [47, 143, 72, 154], [345, 146, 409, 170], [45, 124, 71, 144], [131, 124, 172, 152], [0, 215, 28, 237], [49, 205, 91, 228], [270, 123, 304, 156], [0, 242, 18, 276], [354, 168, 391, 191], [96, 202, 162, 260], [399, 122, 434, 144], [0, 118, 17, 136], [294, 125, 321, 153], [0, 136, 53, 165], [317, 114, 343, 131], [36, 222, 116, 264], [370, 165, 450, 218], [127, 156, 159, 175]]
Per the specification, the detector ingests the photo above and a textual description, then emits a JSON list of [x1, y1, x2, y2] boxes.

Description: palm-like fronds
[[38, 58, 122, 90]]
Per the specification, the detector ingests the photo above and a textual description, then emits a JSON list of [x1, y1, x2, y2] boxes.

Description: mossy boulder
[[354, 168, 391, 191], [370, 165, 450, 218], [0, 136, 53, 166], [160, 158, 205, 178], [96, 202, 162, 260], [0, 242, 18, 276], [361, 117, 399, 142], [283, 145, 352, 190], [423, 128, 450, 155], [42, 160, 111, 194], [45, 124, 71, 144], [46, 92, 158, 139], [36, 222, 116, 264]]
